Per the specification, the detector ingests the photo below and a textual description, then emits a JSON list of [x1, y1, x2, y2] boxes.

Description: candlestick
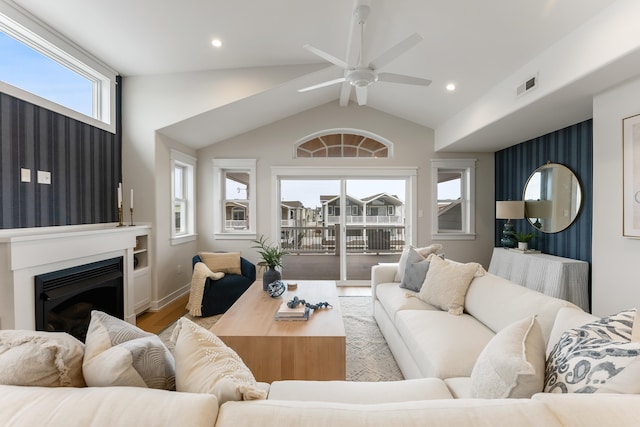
[[117, 206, 124, 227], [129, 207, 135, 227]]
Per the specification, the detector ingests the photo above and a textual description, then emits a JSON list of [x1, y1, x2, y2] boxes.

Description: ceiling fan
[[298, 4, 431, 106]]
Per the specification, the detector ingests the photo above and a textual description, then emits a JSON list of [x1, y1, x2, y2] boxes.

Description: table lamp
[[496, 201, 524, 248]]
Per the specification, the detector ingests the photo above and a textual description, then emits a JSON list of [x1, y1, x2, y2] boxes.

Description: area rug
[[158, 296, 403, 382]]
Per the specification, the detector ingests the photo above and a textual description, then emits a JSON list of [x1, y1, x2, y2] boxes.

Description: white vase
[[518, 242, 528, 250]]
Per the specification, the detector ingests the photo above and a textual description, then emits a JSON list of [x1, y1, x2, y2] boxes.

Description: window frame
[[0, 6, 117, 133], [170, 150, 197, 245], [431, 159, 477, 240], [213, 159, 257, 239]]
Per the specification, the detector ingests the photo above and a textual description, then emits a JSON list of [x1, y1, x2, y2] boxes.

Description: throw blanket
[[186, 262, 225, 316]]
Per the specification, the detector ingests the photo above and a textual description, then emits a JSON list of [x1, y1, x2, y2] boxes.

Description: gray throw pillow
[[399, 248, 430, 292]]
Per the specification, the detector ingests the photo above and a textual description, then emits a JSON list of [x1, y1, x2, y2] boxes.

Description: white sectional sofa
[[371, 261, 580, 382], [3, 256, 640, 426]]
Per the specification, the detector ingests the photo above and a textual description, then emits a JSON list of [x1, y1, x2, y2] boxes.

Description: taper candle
[[130, 189, 134, 209], [117, 183, 122, 207]]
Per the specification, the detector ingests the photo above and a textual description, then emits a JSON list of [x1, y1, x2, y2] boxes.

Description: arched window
[[295, 131, 391, 158]]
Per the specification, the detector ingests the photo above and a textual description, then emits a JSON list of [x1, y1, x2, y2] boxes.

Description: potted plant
[[513, 231, 538, 250], [252, 235, 289, 290]]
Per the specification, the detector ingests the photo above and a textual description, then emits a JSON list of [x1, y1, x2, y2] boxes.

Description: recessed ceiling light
[[446, 83, 456, 91], [211, 38, 222, 48]]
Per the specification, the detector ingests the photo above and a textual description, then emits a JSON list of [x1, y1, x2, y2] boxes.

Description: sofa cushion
[[464, 273, 578, 346], [83, 311, 175, 390], [170, 317, 267, 404], [268, 378, 453, 403], [399, 248, 431, 291], [198, 251, 242, 275], [0, 384, 219, 427], [0, 330, 85, 387], [471, 316, 545, 398], [375, 282, 437, 323], [394, 244, 442, 283], [532, 393, 640, 426], [544, 309, 640, 394], [395, 309, 495, 378], [418, 255, 482, 315], [216, 399, 563, 427]]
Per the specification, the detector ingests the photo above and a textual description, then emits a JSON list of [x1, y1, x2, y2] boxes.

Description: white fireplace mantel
[[0, 223, 151, 330]]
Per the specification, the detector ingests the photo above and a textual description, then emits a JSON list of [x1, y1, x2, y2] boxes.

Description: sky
[[0, 32, 92, 116]]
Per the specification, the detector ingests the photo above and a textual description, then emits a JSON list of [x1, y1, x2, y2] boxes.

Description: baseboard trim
[[149, 283, 190, 312]]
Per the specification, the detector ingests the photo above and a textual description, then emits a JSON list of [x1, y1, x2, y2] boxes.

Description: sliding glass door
[[278, 175, 409, 281]]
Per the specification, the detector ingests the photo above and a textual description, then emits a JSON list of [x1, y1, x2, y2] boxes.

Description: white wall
[[122, 65, 326, 309], [197, 102, 495, 268], [592, 75, 640, 316]]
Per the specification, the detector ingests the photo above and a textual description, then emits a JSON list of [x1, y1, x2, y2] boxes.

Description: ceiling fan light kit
[[299, 4, 431, 106]]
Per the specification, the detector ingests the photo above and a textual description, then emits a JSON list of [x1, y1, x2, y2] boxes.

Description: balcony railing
[[281, 225, 405, 254], [325, 215, 402, 224], [224, 220, 248, 230]]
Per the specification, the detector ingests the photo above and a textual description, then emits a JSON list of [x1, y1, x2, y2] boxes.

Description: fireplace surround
[[0, 223, 150, 330]]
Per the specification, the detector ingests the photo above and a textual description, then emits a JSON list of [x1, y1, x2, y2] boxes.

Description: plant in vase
[[513, 231, 538, 251], [252, 235, 289, 291]]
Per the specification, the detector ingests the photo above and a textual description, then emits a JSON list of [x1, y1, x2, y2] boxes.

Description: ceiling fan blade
[[298, 77, 346, 93], [378, 72, 432, 86], [303, 44, 350, 69], [355, 86, 368, 106], [339, 82, 352, 106], [368, 33, 423, 70]]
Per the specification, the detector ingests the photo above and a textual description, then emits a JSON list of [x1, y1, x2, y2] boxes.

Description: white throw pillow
[[83, 311, 176, 390], [418, 254, 482, 315], [394, 244, 442, 283], [471, 316, 545, 398], [545, 308, 640, 393], [170, 317, 267, 404], [0, 330, 85, 387]]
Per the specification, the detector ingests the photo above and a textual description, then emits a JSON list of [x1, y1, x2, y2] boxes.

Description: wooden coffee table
[[210, 280, 346, 383]]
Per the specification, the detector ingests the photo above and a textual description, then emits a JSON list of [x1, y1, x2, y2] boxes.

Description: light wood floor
[[136, 285, 371, 334]]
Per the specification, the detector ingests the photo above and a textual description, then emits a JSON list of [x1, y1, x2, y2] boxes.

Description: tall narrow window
[[213, 159, 256, 238], [431, 159, 476, 240], [171, 150, 196, 244]]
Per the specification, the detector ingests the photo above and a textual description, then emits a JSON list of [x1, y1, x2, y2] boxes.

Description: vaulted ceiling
[[8, 0, 639, 151]]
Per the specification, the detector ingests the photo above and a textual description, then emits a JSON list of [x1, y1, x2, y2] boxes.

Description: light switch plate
[[20, 168, 31, 182], [37, 170, 51, 184]]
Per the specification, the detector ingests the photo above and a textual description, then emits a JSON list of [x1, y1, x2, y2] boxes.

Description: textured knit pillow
[[170, 317, 267, 404], [399, 247, 431, 292], [418, 254, 483, 315], [394, 244, 442, 282], [83, 311, 175, 390], [198, 252, 242, 275], [471, 316, 545, 398], [544, 309, 640, 393], [0, 330, 85, 387]]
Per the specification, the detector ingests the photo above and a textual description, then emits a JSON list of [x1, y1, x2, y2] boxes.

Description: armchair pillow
[[198, 252, 242, 275]]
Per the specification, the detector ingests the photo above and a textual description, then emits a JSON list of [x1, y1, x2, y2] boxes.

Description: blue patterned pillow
[[544, 309, 640, 393]]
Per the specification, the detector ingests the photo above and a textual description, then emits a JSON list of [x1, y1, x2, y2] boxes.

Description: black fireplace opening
[[35, 257, 124, 342]]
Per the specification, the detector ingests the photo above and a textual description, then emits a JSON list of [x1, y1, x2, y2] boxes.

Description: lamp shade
[[496, 201, 524, 220], [525, 200, 552, 218]]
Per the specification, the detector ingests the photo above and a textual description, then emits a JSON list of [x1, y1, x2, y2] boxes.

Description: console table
[[488, 248, 590, 312]]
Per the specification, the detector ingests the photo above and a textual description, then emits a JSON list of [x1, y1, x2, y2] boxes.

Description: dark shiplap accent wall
[[494, 119, 593, 263], [0, 80, 121, 228]]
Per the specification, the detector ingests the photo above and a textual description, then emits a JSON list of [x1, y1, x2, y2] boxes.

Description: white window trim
[[213, 158, 257, 240], [170, 150, 197, 245], [431, 159, 477, 241], [0, 5, 117, 133]]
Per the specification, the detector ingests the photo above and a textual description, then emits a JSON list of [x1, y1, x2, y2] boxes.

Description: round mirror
[[522, 163, 582, 233]]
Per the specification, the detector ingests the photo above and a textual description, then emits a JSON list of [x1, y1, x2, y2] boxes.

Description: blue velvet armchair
[[191, 255, 256, 316]]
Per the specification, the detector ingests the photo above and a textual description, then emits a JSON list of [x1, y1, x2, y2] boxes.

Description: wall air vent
[[516, 74, 538, 97]]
